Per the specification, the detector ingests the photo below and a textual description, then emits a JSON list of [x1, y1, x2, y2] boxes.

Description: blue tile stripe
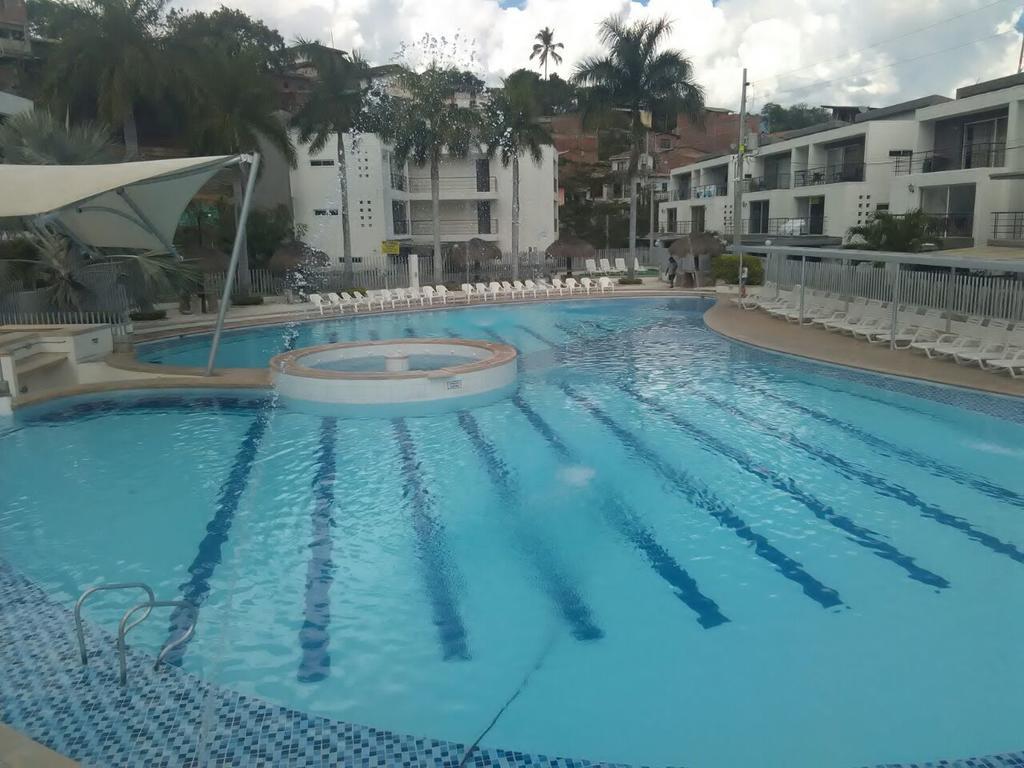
[[297, 417, 338, 683], [21, 394, 269, 424], [164, 403, 272, 665], [511, 395, 729, 629], [743, 381, 1024, 511], [559, 383, 844, 610], [696, 390, 1024, 567], [457, 410, 604, 641], [391, 419, 470, 661], [619, 384, 949, 590], [515, 325, 560, 348]]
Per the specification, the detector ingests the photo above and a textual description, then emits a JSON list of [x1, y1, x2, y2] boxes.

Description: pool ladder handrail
[[74, 583, 198, 686]]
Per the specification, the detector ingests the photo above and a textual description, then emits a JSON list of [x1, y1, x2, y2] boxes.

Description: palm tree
[[847, 210, 932, 252], [572, 15, 704, 279], [43, 0, 167, 158], [530, 27, 564, 81], [173, 47, 296, 297], [374, 66, 481, 284], [290, 42, 370, 287], [483, 74, 552, 279], [0, 111, 117, 164]]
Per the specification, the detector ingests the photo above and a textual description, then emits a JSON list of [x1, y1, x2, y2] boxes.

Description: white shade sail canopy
[[0, 155, 241, 252]]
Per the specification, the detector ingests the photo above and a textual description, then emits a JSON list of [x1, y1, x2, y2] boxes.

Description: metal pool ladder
[[74, 583, 198, 686]]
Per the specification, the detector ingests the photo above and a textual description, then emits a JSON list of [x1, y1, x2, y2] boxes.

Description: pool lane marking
[[694, 390, 1024, 566], [392, 419, 471, 660], [559, 383, 844, 609], [456, 411, 604, 641], [297, 417, 338, 683], [616, 384, 949, 589], [742, 381, 1024, 512], [510, 395, 730, 628], [164, 403, 272, 665]]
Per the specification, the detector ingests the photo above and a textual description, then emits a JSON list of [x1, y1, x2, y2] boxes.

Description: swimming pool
[[2, 297, 1023, 768]]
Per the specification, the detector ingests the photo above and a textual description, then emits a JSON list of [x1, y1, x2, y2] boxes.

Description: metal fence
[[0, 309, 134, 336]]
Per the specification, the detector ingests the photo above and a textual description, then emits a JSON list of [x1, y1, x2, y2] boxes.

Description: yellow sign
[[381, 240, 400, 255]]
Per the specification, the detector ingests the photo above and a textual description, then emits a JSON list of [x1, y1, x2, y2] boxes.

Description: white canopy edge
[[0, 155, 242, 252]]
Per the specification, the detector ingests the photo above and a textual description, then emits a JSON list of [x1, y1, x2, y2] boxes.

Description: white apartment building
[[659, 96, 947, 243], [290, 132, 559, 271]]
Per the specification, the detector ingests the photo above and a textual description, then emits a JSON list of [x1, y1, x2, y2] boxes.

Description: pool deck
[[705, 298, 1024, 398]]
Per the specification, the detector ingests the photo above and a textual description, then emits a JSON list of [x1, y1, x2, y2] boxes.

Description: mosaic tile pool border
[[3, 561, 1024, 768]]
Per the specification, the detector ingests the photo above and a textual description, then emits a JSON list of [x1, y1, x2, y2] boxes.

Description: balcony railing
[[726, 217, 827, 236], [410, 219, 499, 236], [407, 176, 497, 194], [793, 163, 865, 186], [743, 174, 791, 192], [992, 211, 1024, 240], [692, 183, 728, 198], [666, 220, 693, 235], [890, 212, 974, 238], [672, 188, 691, 201], [892, 142, 1006, 174]]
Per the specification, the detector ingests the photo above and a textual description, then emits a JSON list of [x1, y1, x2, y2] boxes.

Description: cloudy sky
[[182, 0, 1021, 110]]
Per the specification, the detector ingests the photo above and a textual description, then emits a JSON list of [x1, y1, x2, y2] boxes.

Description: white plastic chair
[[500, 281, 517, 298], [598, 276, 615, 293], [513, 280, 528, 297], [585, 258, 598, 275], [340, 292, 360, 313], [565, 277, 580, 294], [614, 258, 627, 274], [325, 292, 345, 313], [551, 278, 567, 295], [475, 282, 490, 301], [308, 293, 325, 315], [521, 280, 539, 298], [487, 282, 503, 300], [461, 283, 476, 303], [580, 277, 593, 295], [435, 285, 449, 304], [599, 258, 613, 274], [421, 286, 435, 305]]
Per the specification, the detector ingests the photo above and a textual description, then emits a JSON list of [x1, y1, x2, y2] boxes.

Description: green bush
[[618, 277, 643, 285], [710, 254, 764, 286], [130, 309, 167, 321], [232, 294, 264, 306]]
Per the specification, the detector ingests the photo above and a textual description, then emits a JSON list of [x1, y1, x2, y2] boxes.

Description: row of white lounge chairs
[[307, 277, 618, 315], [741, 285, 1024, 379], [583, 257, 642, 276]]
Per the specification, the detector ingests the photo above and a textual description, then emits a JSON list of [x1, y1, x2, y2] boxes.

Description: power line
[[760, 29, 1014, 101], [751, 0, 1017, 85]]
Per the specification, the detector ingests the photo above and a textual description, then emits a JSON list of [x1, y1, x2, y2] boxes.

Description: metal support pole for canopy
[[116, 188, 183, 261], [944, 266, 954, 332], [205, 153, 260, 377], [798, 255, 806, 324], [890, 262, 901, 349]]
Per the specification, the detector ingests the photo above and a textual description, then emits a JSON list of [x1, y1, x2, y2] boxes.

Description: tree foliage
[[0, 110, 117, 164], [529, 26, 564, 80], [847, 209, 934, 252], [761, 102, 830, 133]]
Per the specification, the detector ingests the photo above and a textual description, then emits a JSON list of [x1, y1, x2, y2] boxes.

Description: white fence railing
[[0, 310, 134, 337], [767, 253, 1024, 322]]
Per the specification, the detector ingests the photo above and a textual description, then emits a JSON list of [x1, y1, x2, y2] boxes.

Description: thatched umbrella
[[545, 235, 596, 276], [450, 237, 502, 283], [669, 233, 725, 287]]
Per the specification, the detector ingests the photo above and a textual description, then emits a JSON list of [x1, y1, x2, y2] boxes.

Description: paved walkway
[[705, 299, 1024, 398]]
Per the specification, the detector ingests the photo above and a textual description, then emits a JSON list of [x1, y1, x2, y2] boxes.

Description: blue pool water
[[312, 352, 479, 372], [2, 297, 1023, 768]]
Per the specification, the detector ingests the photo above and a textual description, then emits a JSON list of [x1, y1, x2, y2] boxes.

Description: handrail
[[117, 599, 197, 686], [74, 582, 155, 665]]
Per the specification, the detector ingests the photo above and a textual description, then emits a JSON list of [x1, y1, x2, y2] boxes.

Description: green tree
[[482, 75, 553, 279], [289, 41, 370, 287], [372, 66, 481, 283], [165, 6, 287, 73], [847, 209, 932, 252], [530, 27, 564, 81], [761, 102, 829, 133], [573, 15, 704, 278], [0, 110, 116, 164], [41, 0, 167, 158]]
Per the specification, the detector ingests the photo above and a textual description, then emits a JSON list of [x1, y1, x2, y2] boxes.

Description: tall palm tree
[[0, 110, 117, 164], [483, 74, 552, 279], [374, 66, 481, 284], [43, 0, 167, 158], [530, 27, 564, 81], [573, 15, 704, 278], [847, 210, 931, 252], [290, 42, 370, 287], [173, 47, 296, 297]]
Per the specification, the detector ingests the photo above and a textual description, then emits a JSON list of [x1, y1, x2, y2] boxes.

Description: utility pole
[[733, 68, 749, 294], [648, 132, 656, 252]]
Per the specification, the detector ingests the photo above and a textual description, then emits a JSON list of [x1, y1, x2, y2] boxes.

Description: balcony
[[692, 183, 728, 198], [665, 220, 693, 235], [793, 163, 865, 187], [672, 188, 691, 201], [992, 211, 1024, 241], [893, 142, 1006, 175], [410, 219, 499, 236], [405, 176, 498, 196], [743, 174, 791, 192], [726, 217, 827, 236]]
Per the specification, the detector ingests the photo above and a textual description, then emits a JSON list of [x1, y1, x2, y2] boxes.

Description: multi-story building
[[659, 96, 949, 243], [290, 132, 559, 270]]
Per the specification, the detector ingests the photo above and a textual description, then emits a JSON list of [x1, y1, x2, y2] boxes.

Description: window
[[658, 137, 671, 150], [310, 159, 335, 167]]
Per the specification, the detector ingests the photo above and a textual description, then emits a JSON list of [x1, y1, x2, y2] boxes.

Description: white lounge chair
[[393, 288, 411, 308], [585, 258, 598, 275], [565, 277, 580, 294], [500, 281, 517, 298], [910, 316, 984, 358], [421, 285, 436, 305], [551, 278, 567, 295], [851, 303, 912, 341], [308, 293, 325, 315], [866, 308, 940, 346], [819, 298, 873, 331], [529, 279, 553, 297], [377, 289, 397, 310], [487, 282, 503, 300], [830, 301, 888, 335], [461, 283, 477, 303], [952, 320, 1012, 366], [580, 277, 594, 295], [767, 289, 824, 320], [599, 258, 613, 274], [435, 285, 449, 304], [349, 291, 370, 310], [520, 280, 538, 298], [598, 276, 615, 293], [513, 280, 528, 297], [985, 345, 1024, 377], [408, 286, 426, 306], [325, 292, 345, 313], [633, 257, 642, 272], [613, 258, 627, 274], [340, 292, 360, 312], [475, 282, 490, 301]]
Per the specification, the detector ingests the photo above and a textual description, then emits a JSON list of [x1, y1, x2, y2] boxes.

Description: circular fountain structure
[[270, 338, 518, 417]]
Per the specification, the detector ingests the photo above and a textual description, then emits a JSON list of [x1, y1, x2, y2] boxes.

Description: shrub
[[130, 309, 167, 321], [232, 294, 264, 306], [710, 254, 764, 285], [618, 277, 643, 285]]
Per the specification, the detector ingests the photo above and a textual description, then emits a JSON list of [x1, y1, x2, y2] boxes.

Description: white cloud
[[178, 0, 1022, 109]]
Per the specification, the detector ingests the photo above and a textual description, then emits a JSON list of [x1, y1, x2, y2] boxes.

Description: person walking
[[666, 255, 678, 288]]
